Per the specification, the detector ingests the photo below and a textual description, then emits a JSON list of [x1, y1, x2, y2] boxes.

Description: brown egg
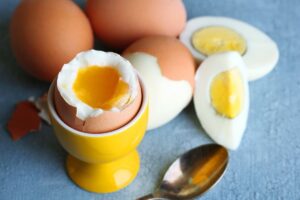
[[123, 36, 195, 87], [54, 80, 142, 133], [10, 0, 93, 82], [85, 0, 186, 50]]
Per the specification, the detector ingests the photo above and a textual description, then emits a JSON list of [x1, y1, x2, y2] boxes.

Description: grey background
[[0, 0, 299, 199]]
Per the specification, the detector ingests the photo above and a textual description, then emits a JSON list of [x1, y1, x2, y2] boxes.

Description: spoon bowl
[[138, 144, 229, 200]]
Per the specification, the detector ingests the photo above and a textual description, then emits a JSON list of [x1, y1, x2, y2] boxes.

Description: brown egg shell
[[54, 80, 142, 133], [86, 0, 186, 50], [10, 0, 94, 82], [123, 36, 196, 88]]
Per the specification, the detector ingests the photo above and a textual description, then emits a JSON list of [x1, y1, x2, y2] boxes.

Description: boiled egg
[[194, 51, 249, 150], [10, 0, 93, 82], [86, 0, 186, 50], [180, 16, 279, 81], [123, 36, 195, 130], [54, 50, 142, 133]]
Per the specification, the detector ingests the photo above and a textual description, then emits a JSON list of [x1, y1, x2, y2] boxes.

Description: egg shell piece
[[123, 36, 195, 88], [180, 16, 279, 81], [86, 0, 186, 50], [125, 53, 192, 130], [194, 52, 249, 150], [7, 101, 41, 141], [57, 50, 138, 121], [10, 0, 93, 81], [54, 78, 142, 133]]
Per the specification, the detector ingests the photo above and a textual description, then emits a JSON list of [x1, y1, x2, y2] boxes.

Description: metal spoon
[[137, 144, 229, 200]]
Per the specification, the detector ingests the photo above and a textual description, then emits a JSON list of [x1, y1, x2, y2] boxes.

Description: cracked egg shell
[[54, 50, 142, 133], [123, 36, 195, 87], [123, 36, 195, 130], [54, 82, 142, 133]]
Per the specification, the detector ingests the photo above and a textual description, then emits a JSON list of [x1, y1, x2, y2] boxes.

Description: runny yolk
[[192, 26, 247, 56], [73, 66, 130, 109], [210, 68, 244, 119]]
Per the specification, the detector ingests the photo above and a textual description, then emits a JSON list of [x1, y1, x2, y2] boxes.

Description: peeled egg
[[123, 36, 195, 130], [54, 50, 142, 133], [180, 16, 279, 81], [10, 0, 93, 82], [194, 52, 249, 150], [86, 0, 186, 50]]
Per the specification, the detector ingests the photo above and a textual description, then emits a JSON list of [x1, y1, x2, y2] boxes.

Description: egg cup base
[[66, 150, 140, 193]]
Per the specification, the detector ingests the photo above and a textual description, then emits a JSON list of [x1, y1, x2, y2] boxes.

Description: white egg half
[[57, 50, 138, 120], [194, 51, 249, 150], [125, 52, 193, 130], [180, 16, 279, 81]]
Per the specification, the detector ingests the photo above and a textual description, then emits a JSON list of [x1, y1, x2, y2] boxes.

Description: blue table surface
[[1, 0, 300, 199]]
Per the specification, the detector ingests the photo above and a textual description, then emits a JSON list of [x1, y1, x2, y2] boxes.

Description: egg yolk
[[210, 68, 244, 119], [73, 66, 130, 109], [192, 26, 247, 56]]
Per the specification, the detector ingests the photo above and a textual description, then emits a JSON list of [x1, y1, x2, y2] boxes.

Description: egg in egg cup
[[47, 62, 148, 193]]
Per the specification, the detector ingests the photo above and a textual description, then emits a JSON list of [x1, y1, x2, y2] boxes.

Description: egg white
[[57, 50, 138, 121], [125, 52, 193, 130], [180, 16, 279, 81], [194, 51, 249, 150]]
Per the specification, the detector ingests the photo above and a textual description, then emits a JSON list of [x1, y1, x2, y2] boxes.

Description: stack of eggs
[[10, 0, 279, 149]]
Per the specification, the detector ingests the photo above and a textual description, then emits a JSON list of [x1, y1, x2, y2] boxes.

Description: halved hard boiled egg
[[194, 51, 249, 150], [180, 16, 279, 81], [123, 36, 195, 130], [54, 50, 142, 133]]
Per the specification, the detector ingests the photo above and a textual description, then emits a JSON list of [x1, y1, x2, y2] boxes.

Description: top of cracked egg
[[57, 50, 138, 121], [180, 16, 279, 81]]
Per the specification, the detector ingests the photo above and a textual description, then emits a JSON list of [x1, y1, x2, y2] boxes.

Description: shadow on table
[[185, 102, 207, 136]]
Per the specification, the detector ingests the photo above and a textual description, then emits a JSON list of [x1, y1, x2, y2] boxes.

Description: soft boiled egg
[[194, 51, 249, 150], [123, 36, 195, 130], [180, 16, 279, 81], [54, 50, 142, 133]]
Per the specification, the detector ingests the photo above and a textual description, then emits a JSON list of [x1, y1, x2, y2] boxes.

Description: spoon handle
[[137, 194, 169, 200], [136, 194, 155, 200]]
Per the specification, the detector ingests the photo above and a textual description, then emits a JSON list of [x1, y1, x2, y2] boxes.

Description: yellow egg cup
[[47, 77, 148, 193]]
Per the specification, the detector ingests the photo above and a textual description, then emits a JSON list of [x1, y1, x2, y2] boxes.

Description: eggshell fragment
[[10, 0, 93, 81], [7, 101, 41, 141], [54, 80, 142, 133], [31, 93, 50, 124], [86, 0, 186, 50]]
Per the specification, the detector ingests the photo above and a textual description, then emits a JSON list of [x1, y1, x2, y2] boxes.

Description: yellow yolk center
[[192, 26, 247, 56], [73, 66, 130, 109], [210, 68, 244, 119]]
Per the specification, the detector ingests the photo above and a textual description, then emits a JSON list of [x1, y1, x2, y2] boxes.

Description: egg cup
[[47, 76, 148, 193]]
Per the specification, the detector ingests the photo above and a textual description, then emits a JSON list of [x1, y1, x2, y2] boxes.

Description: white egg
[[180, 16, 279, 81], [194, 51, 249, 150], [57, 50, 138, 120], [125, 52, 193, 130]]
